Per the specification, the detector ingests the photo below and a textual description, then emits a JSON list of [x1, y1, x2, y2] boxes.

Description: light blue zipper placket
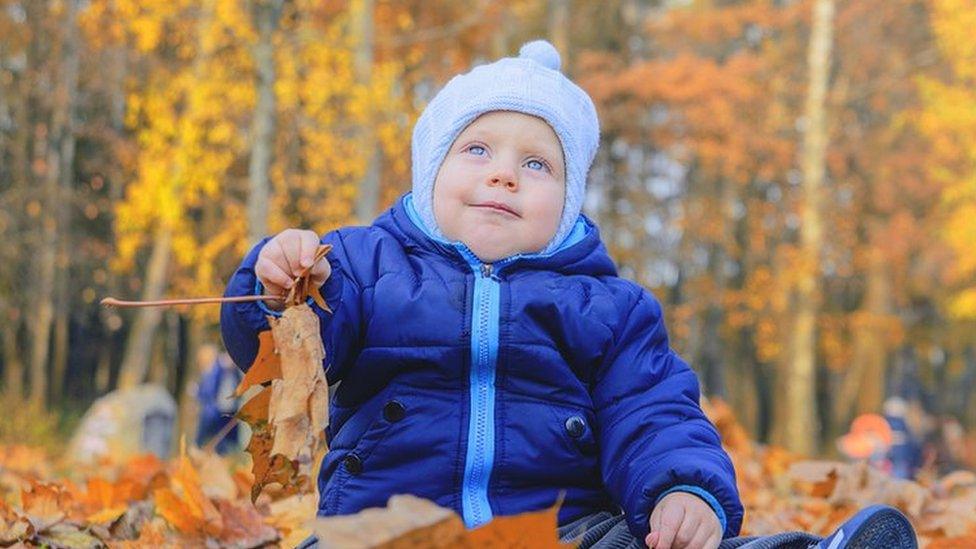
[[457, 245, 515, 529]]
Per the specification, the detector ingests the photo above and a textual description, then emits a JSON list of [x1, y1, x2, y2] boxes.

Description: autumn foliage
[[3, 400, 976, 547]]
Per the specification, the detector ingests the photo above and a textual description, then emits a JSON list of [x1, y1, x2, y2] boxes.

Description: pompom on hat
[[410, 40, 600, 254]]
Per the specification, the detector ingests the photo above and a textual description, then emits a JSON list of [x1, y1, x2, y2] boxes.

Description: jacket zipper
[[459, 251, 504, 528]]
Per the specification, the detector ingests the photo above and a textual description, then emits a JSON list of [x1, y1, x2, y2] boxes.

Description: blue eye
[[466, 145, 486, 156], [526, 159, 547, 171]]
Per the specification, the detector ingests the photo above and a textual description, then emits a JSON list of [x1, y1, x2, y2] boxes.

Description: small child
[[221, 41, 916, 549]]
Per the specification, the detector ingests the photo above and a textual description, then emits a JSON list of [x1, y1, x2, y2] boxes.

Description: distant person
[[194, 344, 242, 454], [837, 413, 894, 474], [883, 397, 924, 479]]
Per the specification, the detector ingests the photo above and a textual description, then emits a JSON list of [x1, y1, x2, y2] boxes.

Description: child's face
[[432, 111, 566, 262]]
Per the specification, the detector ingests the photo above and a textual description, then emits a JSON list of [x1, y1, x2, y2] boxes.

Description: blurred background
[[0, 0, 974, 477]]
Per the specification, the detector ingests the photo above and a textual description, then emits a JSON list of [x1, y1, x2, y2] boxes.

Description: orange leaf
[[467, 500, 569, 548], [20, 481, 69, 532], [310, 285, 331, 313], [79, 477, 129, 524], [237, 385, 271, 425], [235, 330, 282, 397], [153, 446, 222, 537]]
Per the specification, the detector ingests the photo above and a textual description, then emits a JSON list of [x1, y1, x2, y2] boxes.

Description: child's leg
[[718, 533, 821, 548], [557, 512, 645, 549]]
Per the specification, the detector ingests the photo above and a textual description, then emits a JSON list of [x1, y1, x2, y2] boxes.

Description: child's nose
[[488, 170, 518, 191]]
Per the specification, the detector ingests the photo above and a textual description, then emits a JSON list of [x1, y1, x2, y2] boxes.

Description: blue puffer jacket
[[220, 194, 743, 539]]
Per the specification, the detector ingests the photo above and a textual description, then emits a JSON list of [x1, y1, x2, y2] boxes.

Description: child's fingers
[[652, 505, 685, 549], [256, 256, 294, 293], [299, 230, 320, 268], [703, 531, 722, 549], [673, 513, 701, 547], [276, 233, 300, 275], [310, 257, 332, 287], [644, 531, 659, 548], [685, 521, 714, 549]]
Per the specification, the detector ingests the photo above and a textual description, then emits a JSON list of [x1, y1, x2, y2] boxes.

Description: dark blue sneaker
[[812, 505, 917, 549]]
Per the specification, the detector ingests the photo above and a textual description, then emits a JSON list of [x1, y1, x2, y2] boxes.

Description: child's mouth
[[471, 201, 520, 218]]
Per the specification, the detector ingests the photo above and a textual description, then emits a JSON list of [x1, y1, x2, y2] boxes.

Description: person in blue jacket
[[221, 41, 916, 549], [194, 344, 242, 454]]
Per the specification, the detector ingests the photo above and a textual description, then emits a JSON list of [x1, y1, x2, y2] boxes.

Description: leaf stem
[[100, 294, 284, 308]]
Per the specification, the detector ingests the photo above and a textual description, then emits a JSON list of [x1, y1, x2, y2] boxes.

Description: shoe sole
[[834, 507, 918, 549]]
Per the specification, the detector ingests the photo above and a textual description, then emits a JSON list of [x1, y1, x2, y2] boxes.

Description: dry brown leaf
[[268, 303, 328, 462], [788, 461, 840, 499], [237, 303, 328, 502], [238, 386, 308, 502], [234, 246, 332, 503], [108, 501, 155, 541], [152, 445, 223, 537], [286, 244, 333, 308], [214, 498, 280, 548], [927, 528, 976, 548], [34, 522, 106, 549], [311, 494, 465, 549], [188, 447, 239, 500], [111, 517, 175, 548], [0, 500, 32, 546], [20, 480, 69, 532], [267, 495, 318, 548]]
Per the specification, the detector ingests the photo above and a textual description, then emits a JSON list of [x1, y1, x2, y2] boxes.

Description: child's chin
[[465, 238, 518, 262]]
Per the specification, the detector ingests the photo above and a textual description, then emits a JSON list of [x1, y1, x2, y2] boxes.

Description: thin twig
[[100, 294, 283, 308], [203, 416, 240, 454]]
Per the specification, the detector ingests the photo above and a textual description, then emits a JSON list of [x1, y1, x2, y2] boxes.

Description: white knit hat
[[410, 40, 600, 254]]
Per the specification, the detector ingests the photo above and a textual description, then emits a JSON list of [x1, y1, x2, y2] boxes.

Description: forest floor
[[1, 399, 975, 548]]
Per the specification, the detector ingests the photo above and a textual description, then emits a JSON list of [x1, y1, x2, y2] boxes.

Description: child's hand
[[255, 229, 331, 310], [645, 491, 721, 549]]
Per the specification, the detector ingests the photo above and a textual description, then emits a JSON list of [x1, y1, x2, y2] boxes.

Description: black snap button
[[343, 454, 363, 475], [565, 416, 586, 438], [383, 400, 406, 423]]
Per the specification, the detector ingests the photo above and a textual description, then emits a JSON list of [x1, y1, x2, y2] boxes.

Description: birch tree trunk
[[548, 0, 569, 67], [779, 0, 835, 455], [28, 0, 78, 406], [96, 46, 128, 394], [51, 0, 81, 401], [247, 0, 282, 245], [352, 0, 381, 225], [117, 226, 173, 389]]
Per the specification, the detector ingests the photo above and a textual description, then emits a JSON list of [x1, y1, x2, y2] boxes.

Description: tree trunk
[[832, 232, 890, 431], [2, 16, 33, 400], [780, 0, 835, 455], [52, 0, 81, 401], [548, 0, 569, 68], [247, 0, 282, 245], [352, 0, 381, 225], [29, 140, 56, 407], [117, 226, 173, 389], [2, 321, 23, 398], [96, 45, 128, 394]]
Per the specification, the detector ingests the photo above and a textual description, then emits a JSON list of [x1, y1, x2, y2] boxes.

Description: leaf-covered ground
[[1, 400, 975, 548]]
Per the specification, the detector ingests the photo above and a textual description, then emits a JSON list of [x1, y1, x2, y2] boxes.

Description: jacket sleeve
[[593, 290, 743, 540], [219, 231, 363, 384]]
